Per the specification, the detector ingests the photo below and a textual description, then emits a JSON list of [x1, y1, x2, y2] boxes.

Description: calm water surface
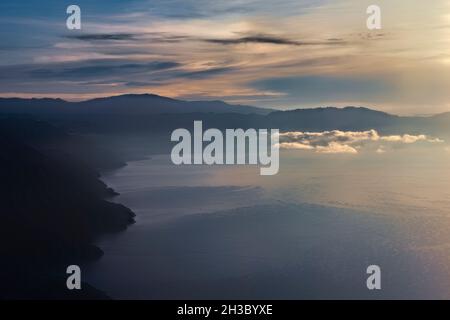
[[84, 148, 450, 299]]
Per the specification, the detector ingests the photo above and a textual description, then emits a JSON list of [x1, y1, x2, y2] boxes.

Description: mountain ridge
[[1, 94, 449, 138], [1, 94, 447, 118], [0, 94, 273, 115]]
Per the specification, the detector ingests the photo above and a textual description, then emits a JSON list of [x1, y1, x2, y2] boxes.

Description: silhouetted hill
[[266, 106, 399, 131], [2, 95, 448, 136], [0, 119, 135, 299], [0, 116, 125, 170], [0, 94, 273, 115], [0, 132, 134, 256], [49, 106, 435, 136], [428, 112, 450, 135]]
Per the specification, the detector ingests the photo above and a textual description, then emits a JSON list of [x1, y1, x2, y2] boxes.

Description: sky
[[1, 0, 450, 115]]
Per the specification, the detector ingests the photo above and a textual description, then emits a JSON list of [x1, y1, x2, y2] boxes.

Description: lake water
[[84, 147, 450, 299]]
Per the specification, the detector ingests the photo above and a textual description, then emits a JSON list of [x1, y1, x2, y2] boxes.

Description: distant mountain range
[[0, 94, 273, 115], [1, 94, 449, 137]]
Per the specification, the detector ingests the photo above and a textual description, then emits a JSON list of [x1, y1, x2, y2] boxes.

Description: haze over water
[[84, 147, 450, 299]]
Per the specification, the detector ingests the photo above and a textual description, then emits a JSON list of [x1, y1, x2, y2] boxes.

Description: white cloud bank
[[278, 130, 444, 154]]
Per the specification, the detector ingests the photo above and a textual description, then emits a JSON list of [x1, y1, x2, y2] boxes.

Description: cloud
[[376, 146, 387, 154], [279, 129, 380, 145], [316, 142, 358, 154], [177, 67, 236, 79], [278, 129, 444, 154], [0, 55, 240, 96], [0, 59, 182, 95], [65, 32, 191, 44], [27, 60, 181, 80], [66, 33, 138, 41], [205, 34, 343, 46], [381, 134, 444, 144]]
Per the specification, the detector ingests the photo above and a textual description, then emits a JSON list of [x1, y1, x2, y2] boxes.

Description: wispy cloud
[[205, 34, 344, 46], [65, 33, 138, 41], [177, 67, 236, 79], [27, 60, 181, 80]]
